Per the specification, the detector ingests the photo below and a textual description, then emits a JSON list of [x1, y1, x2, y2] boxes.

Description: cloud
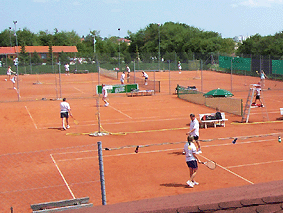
[[231, 0, 283, 7]]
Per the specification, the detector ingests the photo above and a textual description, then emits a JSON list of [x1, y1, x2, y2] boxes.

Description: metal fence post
[[97, 141, 107, 205]]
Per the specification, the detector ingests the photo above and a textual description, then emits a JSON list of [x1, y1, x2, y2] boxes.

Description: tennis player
[[10, 73, 17, 90], [6, 66, 15, 81], [120, 72, 125, 84], [102, 84, 109, 107], [186, 114, 202, 153], [64, 63, 70, 75], [60, 98, 72, 130], [178, 61, 182, 74], [252, 85, 263, 107], [142, 71, 148, 85], [259, 70, 267, 87], [126, 65, 130, 80], [184, 136, 200, 187]]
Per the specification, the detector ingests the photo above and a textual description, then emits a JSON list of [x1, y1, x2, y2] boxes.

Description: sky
[[1, 0, 283, 39]]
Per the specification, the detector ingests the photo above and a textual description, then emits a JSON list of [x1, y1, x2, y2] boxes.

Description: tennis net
[[99, 68, 118, 79], [177, 85, 242, 116], [128, 74, 160, 93]]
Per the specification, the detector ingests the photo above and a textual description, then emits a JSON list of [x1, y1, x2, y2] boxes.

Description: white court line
[[73, 87, 85, 94], [227, 159, 283, 168], [40, 116, 187, 129], [25, 106, 38, 129], [199, 155, 254, 185], [109, 105, 132, 119], [50, 154, 76, 199]]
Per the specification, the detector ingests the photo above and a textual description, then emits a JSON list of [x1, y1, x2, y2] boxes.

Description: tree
[[19, 44, 29, 66], [31, 51, 43, 64]]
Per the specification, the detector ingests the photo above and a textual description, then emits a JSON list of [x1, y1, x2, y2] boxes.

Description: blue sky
[[2, 0, 283, 39]]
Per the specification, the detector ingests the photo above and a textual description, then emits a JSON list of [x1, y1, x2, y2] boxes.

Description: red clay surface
[[0, 70, 283, 212]]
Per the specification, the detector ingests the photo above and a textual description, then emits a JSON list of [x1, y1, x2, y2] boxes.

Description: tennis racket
[[70, 115, 79, 125], [200, 160, 216, 170]]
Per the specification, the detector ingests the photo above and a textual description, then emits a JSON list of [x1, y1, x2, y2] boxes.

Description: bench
[[127, 89, 154, 97], [199, 112, 228, 129], [73, 69, 89, 74], [31, 197, 92, 212]]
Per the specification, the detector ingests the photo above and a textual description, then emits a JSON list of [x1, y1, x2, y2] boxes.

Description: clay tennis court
[[0, 70, 283, 212]]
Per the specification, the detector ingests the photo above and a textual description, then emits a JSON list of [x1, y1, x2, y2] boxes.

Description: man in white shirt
[[120, 72, 125, 84], [102, 84, 109, 107], [186, 114, 202, 153], [64, 63, 70, 75], [60, 98, 72, 130]]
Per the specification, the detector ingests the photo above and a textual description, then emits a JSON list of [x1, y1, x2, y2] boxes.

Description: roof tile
[[198, 203, 220, 211], [256, 203, 282, 213], [240, 198, 265, 206], [218, 200, 242, 209], [262, 195, 283, 204], [177, 206, 200, 213]]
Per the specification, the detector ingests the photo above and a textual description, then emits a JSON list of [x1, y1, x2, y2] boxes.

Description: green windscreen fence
[[272, 60, 283, 75], [219, 56, 251, 71]]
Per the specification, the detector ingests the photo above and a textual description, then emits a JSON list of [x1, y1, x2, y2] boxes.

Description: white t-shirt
[[64, 64, 69, 71], [121, 73, 125, 82], [102, 87, 108, 98], [184, 142, 197, 162], [60, 101, 70, 112], [7, 68, 12, 75], [126, 66, 130, 73], [143, 72, 148, 78], [189, 118, 199, 137], [256, 88, 261, 96]]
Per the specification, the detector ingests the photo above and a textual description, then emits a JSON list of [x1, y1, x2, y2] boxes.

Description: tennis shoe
[[13, 87, 16, 90], [63, 126, 66, 130], [4, 79, 7, 81], [105, 103, 109, 107], [66, 125, 70, 129], [193, 181, 199, 185], [186, 180, 194, 188]]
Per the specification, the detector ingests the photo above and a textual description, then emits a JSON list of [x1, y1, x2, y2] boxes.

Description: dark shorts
[[145, 77, 148, 80], [256, 95, 260, 100], [193, 135, 199, 141], [61, 112, 69, 118], [186, 160, 198, 169]]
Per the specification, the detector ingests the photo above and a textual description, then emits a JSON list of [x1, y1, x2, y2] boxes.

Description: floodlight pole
[[231, 57, 233, 92], [158, 23, 161, 72], [118, 28, 120, 72], [13, 21, 20, 101]]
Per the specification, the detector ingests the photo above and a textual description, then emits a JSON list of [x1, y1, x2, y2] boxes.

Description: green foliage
[[19, 45, 29, 66], [31, 51, 43, 64]]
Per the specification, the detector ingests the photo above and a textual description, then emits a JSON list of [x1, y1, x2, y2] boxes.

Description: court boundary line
[[25, 106, 38, 129], [50, 154, 76, 199], [199, 155, 254, 184], [226, 159, 283, 168], [109, 105, 132, 119]]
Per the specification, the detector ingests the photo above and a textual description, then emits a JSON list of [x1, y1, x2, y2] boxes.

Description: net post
[[97, 141, 107, 205]]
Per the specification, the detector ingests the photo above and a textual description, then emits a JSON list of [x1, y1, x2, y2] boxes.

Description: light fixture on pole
[[118, 28, 121, 72], [9, 27, 12, 47]]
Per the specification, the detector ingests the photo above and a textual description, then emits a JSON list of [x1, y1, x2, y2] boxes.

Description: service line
[[25, 106, 38, 129], [109, 105, 132, 119]]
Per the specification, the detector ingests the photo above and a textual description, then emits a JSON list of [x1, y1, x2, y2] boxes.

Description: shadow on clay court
[[168, 151, 184, 156], [160, 183, 190, 188]]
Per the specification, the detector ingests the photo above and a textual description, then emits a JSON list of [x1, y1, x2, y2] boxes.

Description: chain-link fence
[[1, 52, 283, 102], [0, 144, 104, 212]]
